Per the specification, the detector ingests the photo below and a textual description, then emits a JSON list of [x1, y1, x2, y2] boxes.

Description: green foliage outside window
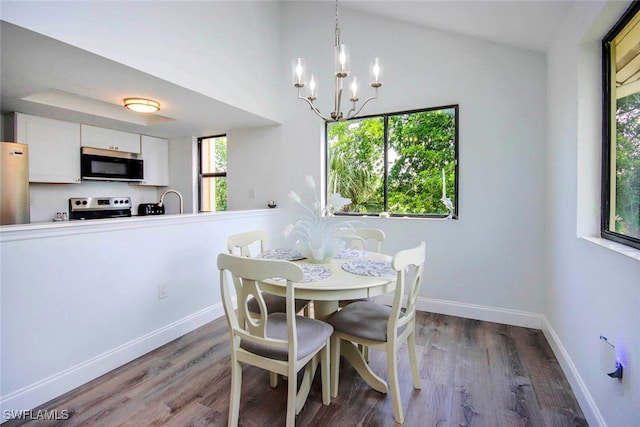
[[327, 106, 457, 217], [199, 135, 227, 212], [214, 138, 228, 211], [614, 94, 640, 239]]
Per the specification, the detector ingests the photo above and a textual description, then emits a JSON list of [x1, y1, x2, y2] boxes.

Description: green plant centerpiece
[[283, 175, 353, 263]]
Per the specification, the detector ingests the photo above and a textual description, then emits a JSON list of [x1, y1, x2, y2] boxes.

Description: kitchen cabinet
[[137, 135, 169, 186], [12, 113, 81, 183], [81, 124, 141, 153]]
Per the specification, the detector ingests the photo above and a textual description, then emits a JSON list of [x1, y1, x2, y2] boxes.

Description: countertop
[[0, 208, 280, 242]]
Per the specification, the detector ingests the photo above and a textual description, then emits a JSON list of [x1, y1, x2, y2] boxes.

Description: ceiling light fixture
[[123, 98, 160, 113], [292, 0, 382, 123]]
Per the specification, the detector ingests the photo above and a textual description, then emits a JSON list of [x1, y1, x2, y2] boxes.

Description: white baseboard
[[376, 295, 543, 329], [541, 315, 606, 427], [0, 304, 222, 419]]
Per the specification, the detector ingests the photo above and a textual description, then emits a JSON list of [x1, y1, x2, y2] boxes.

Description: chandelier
[[292, 0, 382, 123]]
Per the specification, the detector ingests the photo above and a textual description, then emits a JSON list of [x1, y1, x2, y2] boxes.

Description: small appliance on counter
[[138, 189, 183, 216], [69, 197, 132, 220], [137, 203, 165, 216]]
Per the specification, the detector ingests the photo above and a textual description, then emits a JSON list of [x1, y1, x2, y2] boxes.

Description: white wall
[[0, 210, 282, 414], [230, 3, 548, 315], [546, 1, 640, 425], [168, 137, 198, 214]]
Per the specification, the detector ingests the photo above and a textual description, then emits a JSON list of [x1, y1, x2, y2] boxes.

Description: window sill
[[581, 236, 640, 262]]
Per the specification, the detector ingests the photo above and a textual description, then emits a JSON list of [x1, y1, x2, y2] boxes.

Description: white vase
[[295, 233, 345, 264]]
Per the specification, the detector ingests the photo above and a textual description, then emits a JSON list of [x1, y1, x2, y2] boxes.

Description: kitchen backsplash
[[29, 181, 161, 223]]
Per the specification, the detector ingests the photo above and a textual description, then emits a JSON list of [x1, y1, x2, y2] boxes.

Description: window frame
[[198, 134, 227, 213], [602, 1, 640, 250], [324, 104, 459, 219]]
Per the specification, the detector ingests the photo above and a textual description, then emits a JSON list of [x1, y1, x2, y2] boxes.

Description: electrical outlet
[[158, 284, 168, 299]]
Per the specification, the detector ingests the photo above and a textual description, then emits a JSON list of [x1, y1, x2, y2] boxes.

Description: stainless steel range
[[69, 197, 132, 220]]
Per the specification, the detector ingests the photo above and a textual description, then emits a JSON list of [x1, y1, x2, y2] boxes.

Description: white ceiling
[[0, 1, 575, 139], [342, 0, 575, 54], [0, 20, 278, 139]]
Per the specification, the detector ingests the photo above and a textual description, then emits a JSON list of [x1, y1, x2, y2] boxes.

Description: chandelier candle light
[[292, 0, 382, 122]]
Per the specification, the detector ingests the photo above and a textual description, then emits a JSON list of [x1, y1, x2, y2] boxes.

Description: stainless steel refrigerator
[[1, 142, 30, 225]]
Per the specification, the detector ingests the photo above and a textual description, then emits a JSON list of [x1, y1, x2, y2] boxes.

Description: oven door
[[81, 147, 143, 181]]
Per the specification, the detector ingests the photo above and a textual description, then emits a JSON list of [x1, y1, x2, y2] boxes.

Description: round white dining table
[[259, 250, 396, 395]]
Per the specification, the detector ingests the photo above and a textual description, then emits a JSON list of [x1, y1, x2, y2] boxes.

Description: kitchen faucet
[[158, 189, 183, 214]]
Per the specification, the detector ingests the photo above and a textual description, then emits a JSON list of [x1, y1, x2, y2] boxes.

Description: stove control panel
[[70, 197, 131, 211]]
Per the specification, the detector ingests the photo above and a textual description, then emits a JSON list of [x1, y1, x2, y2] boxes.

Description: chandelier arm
[[344, 88, 379, 120], [345, 101, 357, 119], [297, 92, 332, 122]]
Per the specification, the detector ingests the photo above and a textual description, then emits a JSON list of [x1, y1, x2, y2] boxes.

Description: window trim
[[198, 134, 227, 213], [324, 104, 459, 219], [602, 1, 640, 250]]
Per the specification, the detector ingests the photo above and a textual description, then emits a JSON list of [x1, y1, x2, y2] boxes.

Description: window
[[603, 3, 640, 250], [326, 105, 458, 217], [199, 135, 227, 212]]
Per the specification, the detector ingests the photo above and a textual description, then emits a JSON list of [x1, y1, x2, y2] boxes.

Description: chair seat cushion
[[338, 297, 373, 308], [241, 313, 333, 361], [328, 301, 403, 342], [247, 293, 309, 314]]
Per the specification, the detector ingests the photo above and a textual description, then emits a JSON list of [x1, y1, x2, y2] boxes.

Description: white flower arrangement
[[283, 175, 353, 263]]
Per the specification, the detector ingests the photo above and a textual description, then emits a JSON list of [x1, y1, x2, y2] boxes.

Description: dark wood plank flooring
[[4, 312, 587, 426]]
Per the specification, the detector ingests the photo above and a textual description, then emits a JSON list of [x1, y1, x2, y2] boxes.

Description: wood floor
[[5, 311, 587, 426]]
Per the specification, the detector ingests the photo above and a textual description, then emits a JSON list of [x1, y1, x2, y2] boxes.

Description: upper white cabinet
[[13, 113, 81, 183], [81, 124, 141, 153], [138, 135, 169, 186]]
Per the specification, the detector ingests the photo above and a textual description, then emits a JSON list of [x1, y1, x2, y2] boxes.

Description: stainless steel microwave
[[81, 147, 143, 182]]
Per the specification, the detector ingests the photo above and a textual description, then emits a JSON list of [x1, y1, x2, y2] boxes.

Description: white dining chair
[[227, 230, 269, 257], [336, 227, 385, 252], [227, 230, 309, 315], [218, 253, 332, 427], [227, 230, 311, 387], [335, 227, 387, 360], [327, 241, 425, 424]]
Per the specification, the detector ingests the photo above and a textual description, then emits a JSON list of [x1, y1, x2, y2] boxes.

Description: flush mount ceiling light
[[123, 98, 160, 113], [292, 0, 382, 122]]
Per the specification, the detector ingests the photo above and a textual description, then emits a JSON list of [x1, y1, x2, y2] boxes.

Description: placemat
[[341, 260, 396, 277], [298, 263, 332, 282], [257, 248, 305, 261], [334, 248, 369, 259]]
